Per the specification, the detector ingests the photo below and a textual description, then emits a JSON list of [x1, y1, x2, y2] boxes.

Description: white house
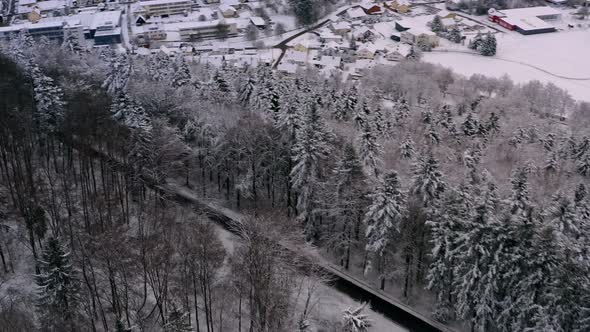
[[219, 4, 237, 18], [331, 21, 351, 35], [346, 7, 366, 20]]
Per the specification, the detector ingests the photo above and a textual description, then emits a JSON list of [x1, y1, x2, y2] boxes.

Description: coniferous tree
[[427, 185, 471, 322], [461, 112, 478, 136], [509, 167, 531, 215], [328, 143, 366, 269], [239, 75, 256, 107], [363, 171, 407, 285], [454, 184, 502, 331], [62, 30, 84, 54], [35, 238, 79, 331], [394, 99, 411, 125], [172, 56, 191, 88], [103, 50, 132, 95], [449, 26, 462, 43], [430, 15, 445, 33], [357, 123, 383, 178], [480, 33, 497, 56], [400, 137, 415, 159], [31, 64, 66, 132], [411, 154, 446, 205], [291, 104, 332, 234]]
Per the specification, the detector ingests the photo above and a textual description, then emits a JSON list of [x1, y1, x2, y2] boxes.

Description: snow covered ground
[[424, 29, 590, 102]]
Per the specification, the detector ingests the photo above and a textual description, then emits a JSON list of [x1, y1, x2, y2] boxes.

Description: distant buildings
[[0, 9, 121, 44]]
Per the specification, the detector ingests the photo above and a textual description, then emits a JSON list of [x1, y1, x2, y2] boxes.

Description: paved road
[[271, 4, 355, 68]]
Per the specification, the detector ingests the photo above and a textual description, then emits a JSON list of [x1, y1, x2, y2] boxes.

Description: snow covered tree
[[406, 45, 423, 61], [164, 303, 192, 332], [357, 123, 383, 178], [30, 64, 66, 132], [353, 100, 371, 130], [291, 104, 333, 234], [289, 0, 319, 26], [35, 237, 79, 331], [454, 184, 503, 331], [449, 26, 462, 44], [576, 151, 590, 177], [427, 185, 472, 322], [485, 112, 500, 135], [479, 33, 497, 56], [411, 154, 446, 205], [171, 56, 191, 88], [394, 98, 411, 125], [342, 302, 372, 332], [238, 75, 256, 107], [328, 143, 367, 269], [110, 93, 153, 133], [543, 191, 578, 237], [147, 52, 172, 82], [334, 85, 358, 121], [509, 167, 531, 215], [400, 137, 415, 159], [468, 33, 483, 51], [102, 50, 132, 95], [62, 30, 84, 54], [430, 15, 445, 33], [364, 171, 407, 283], [461, 112, 478, 136]]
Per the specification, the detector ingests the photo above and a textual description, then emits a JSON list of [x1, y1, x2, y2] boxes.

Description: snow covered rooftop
[[502, 16, 554, 30], [277, 62, 298, 74], [283, 49, 308, 63], [19, 0, 38, 6], [250, 16, 265, 27], [17, 0, 66, 14], [137, 0, 191, 7], [90, 10, 122, 30], [496, 6, 561, 18], [331, 21, 351, 31], [347, 7, 366, 19]]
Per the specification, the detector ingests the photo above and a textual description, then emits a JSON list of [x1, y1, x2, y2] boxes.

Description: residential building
[[250, 16, 266, 29], [401, 28, 439, 47], [167, 19, 238, 41], [219, 4, 237, 18], [136, 0, 192, 17], [359, 3, 382, 15], [389, 0, 411, 14]]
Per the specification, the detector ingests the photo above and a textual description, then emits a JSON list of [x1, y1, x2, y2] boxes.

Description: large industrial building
[[488, 6, 561, 35]]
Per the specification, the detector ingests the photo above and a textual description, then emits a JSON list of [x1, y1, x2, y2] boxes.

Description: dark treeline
[[1, 32, 590, 332]]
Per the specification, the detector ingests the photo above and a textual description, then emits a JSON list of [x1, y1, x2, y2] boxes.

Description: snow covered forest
[[1, 33, 590, 332]]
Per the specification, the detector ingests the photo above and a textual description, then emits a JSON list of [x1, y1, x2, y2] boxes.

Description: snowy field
[[424, 30, 590, 102]]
